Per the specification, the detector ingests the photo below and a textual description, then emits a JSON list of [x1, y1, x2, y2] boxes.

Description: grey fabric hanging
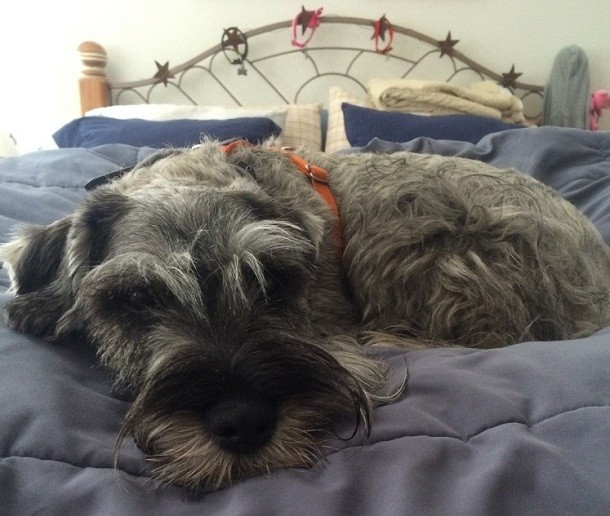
[[542, 45, 590, 128]]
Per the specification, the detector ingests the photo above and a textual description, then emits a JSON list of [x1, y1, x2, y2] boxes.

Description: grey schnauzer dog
[[2, 140, 610, 490]]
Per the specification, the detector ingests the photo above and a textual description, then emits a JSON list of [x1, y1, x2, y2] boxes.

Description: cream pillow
[[325, 86, 374, 153]]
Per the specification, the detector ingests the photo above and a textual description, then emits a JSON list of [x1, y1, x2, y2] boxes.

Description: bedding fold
[[368, 79, 526, 124]]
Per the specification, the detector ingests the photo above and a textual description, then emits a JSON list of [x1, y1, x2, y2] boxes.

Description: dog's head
[[1, 142, 387, 489]]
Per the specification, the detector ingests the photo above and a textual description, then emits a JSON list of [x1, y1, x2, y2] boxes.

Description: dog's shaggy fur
[[2, 141, 609, 490]]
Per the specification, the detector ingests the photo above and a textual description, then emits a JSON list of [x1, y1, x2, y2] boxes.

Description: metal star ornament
[[296, 6, 315, 35], [373, 15, 392, 42], [438, 32, 459, 58], [153, 61, 174, 86], [223, 27, 246, 55], [221, 27, 249, 74], [291, 6, 323, 49], [500, 65, 522, 89], [372, 14, 394, 54]]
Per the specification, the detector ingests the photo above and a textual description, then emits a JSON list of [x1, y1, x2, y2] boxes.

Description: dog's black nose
[[204, 397, 277, 454]]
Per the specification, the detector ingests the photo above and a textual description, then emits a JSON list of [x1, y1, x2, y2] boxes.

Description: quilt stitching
[[327, 403, 610, 455], [1, 182, 85, 189], [0, 454, 147, 478], [2, 403, 608, 477]]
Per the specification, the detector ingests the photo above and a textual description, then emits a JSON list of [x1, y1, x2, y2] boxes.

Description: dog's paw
[[4, 292, 66, 340]]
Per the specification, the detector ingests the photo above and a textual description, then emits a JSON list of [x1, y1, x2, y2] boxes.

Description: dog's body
[[2, 141, 610, 489]]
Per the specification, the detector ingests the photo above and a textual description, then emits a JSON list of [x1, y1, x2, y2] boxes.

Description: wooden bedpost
[[78, 41, 110, 114]]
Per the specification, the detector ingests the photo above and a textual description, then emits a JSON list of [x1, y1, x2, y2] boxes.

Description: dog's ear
[[2, 217, 75, 339], [1, 217, 72, 295], [2, 188, 130, 340], [68, 188, 131, 280]]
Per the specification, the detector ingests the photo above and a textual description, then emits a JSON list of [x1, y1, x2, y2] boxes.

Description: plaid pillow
[[282, 104, 323, 150]]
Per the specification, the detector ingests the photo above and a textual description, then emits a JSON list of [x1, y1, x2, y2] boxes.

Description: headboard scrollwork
[[78, 16, 544, 120]]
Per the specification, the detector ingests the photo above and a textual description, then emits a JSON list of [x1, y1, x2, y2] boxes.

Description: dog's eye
[[262, 274, 279, 299], [119, 288, 160, 312], [262, 268, 287, 301]]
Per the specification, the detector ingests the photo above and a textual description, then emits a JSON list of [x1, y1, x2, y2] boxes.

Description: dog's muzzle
[[203, 396, 277, 454]]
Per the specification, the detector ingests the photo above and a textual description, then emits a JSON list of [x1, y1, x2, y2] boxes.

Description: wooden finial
[[78, 41, 110, 114], [78, 41, 107, 76]]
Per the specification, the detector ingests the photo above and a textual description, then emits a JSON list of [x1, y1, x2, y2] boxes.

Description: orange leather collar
[[222, 140, 344, 260]]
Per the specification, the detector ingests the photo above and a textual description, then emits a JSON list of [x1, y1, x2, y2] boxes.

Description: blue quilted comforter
[[1, 127, 609, 515]]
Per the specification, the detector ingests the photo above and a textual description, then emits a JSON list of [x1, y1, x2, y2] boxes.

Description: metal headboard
[[79, 16, 544, 119]]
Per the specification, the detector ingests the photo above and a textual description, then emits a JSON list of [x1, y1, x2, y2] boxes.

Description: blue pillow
[[341, 103, 524, 147], [53, 116, 281, 148]]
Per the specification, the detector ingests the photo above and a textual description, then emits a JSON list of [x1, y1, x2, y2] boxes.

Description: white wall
[[2, 0, 610, 151]]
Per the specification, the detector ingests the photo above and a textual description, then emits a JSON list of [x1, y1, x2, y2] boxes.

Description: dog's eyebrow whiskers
[[86, 252, 205, 315], [150, 260, 203, 310], [220, 219, 314, 305], [230, 220, 314, 257], [188, 228, 211, 251]]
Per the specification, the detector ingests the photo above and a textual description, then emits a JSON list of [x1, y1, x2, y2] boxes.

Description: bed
[[1, 15, 609, 515]]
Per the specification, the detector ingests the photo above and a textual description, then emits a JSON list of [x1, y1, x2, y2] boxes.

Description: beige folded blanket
[[368, 79, 526, 124]]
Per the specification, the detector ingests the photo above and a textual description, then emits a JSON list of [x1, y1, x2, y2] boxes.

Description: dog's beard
[[120, 401, 334, 490], [113, 335, 387, 491]]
